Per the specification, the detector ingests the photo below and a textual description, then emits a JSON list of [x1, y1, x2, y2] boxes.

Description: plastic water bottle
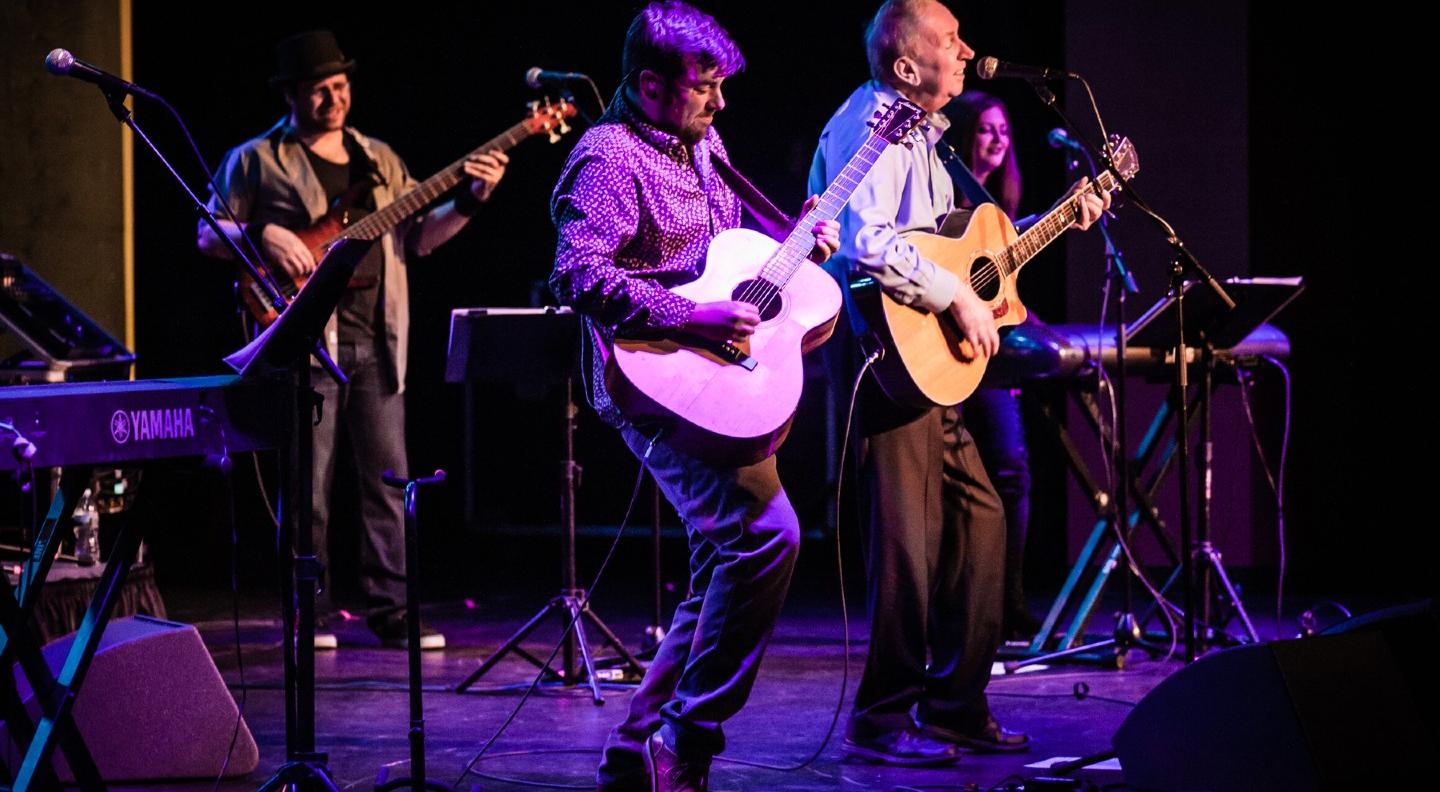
[[72, 488, 100, 566]]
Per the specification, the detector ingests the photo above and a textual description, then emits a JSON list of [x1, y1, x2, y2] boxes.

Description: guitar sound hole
[[732, 279, 784, 321], [970, 257, 1001, 301]]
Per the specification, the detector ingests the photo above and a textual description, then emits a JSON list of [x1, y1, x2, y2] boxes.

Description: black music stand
[[445, 307, 644, 704], [1131, 277, 1303, 652], [229, 236, 377, 792], [1125, 276, 1304, 353]]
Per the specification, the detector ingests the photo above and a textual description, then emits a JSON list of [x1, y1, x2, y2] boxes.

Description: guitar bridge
[[715, 341, 758, 371]]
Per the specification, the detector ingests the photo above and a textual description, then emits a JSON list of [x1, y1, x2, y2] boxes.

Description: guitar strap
[[936, 137, 996, 208], [710, 154, 794, 240]]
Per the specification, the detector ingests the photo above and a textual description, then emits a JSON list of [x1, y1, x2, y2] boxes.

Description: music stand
[[1131, 276, 1304, 654], [229, 236, 376, 792], [445, 307, 644, 704], [1126, 276, 1304, 352]]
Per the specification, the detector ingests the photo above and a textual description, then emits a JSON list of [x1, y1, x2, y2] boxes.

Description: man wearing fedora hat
[[199, 29, 507, 650]]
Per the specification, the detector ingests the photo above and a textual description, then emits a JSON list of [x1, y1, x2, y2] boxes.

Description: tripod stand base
[[256, 758, 340, 792], [1003, 612, 1174, 673], [455, 593, 646, 704], [374, 765, 450, 792], [1193, 541, 1260, 647]]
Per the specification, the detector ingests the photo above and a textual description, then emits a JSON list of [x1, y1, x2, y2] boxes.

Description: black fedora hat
[[270, 30, 356, 85]]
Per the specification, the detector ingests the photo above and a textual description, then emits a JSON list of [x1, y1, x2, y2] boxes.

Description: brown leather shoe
[[923, 716, 1030, 753], [648, 733, 709, 792]]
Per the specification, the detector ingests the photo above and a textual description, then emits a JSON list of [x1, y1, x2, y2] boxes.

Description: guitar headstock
[[866, 98, 928, 147], [524, 97, 578, 143], [1108, 135, 1139, 181]]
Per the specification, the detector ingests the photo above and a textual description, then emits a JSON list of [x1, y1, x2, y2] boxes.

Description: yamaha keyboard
[[0, 374, 292, 471]]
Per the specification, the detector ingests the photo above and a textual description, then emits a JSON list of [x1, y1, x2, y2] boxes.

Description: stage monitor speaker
[[4, 614, 259, 781], [1113, 600, 1437, 791]]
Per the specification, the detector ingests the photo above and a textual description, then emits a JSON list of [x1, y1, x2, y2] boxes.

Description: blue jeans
[[310, 340, 408, 624], [596, 424, 800, 787]]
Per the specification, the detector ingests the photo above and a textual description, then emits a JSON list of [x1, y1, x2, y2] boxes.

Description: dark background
[[58, 1, 1421, 607]]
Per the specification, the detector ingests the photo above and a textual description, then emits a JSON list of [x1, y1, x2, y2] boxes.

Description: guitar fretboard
[[995, 170, 1119, 278], [755, 132, 892, 290], [335, 118, 539, 243]]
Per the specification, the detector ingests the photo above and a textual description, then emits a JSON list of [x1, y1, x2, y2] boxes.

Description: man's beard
[[679, 117, 711, 145]]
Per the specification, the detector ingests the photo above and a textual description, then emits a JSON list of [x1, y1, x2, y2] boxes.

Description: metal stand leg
[[257, 368, 337, 792], [374, 470, 449, 792]]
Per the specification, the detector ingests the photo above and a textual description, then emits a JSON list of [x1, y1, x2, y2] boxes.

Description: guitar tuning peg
[[865, 120, 877, 129], [558, 120, 571, 134], [548, 129, 562, 143], [527, 100, 539, 111], [873, 110, 884, 119], [902, 140, 914, 150]]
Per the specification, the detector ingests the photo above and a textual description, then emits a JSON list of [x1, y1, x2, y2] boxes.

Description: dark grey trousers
[[596, 424, 800, 787], [850, 390, 1007, 737]]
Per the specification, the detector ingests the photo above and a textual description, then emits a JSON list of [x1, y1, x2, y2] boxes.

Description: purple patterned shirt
[[549, 94, 742, 424]]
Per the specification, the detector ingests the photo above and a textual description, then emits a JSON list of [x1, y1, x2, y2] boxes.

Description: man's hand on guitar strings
[[684, 301, 761, 343], [259, 223, 317, 278], [947, 286, 1000, 359], [1060, 176, 1111, 231], [799, 194, 841, 264], [463, 150, 510, 202]]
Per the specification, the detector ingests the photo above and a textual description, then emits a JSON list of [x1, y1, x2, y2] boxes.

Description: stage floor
[[114, 586, 1210, 791]]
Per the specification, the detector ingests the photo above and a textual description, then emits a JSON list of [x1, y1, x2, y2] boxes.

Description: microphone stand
[[1025, 78, 1156, 663], [98, 87, 347, 386], [1026, 72, 1237, 663]]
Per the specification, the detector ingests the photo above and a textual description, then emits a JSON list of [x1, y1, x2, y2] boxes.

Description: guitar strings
[[732, 135, 890, 317]]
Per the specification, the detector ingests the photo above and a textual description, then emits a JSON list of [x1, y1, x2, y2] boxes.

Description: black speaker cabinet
[[1114, 600, 1437, 791]]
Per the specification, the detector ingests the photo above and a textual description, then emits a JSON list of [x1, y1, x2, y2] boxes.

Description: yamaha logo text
[[110, 408, 196, 445]]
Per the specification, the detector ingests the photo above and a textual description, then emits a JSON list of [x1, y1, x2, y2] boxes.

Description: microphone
[[45, 48, 160, 100], [1047, 127, 1085, 152], [524, 67, 590, 90], [974, 56, 1074, 82]]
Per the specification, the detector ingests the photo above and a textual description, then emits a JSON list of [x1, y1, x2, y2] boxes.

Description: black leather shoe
[[923, 716, 1030, 753], [596, 778, 648, 792], [648, 733, 709, 792], [841, 728, 962, 766], [370, 617, 446, 650], [1003, 608, 1043, 642]]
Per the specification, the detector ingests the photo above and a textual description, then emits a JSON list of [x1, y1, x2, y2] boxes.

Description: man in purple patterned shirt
[[549, 4, 837, 790]]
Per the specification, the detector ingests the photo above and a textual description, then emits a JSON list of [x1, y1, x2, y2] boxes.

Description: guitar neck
[[758, 132, 892, 289], [337, 118, 537, 243], [1000, 169, 1119, 277]]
